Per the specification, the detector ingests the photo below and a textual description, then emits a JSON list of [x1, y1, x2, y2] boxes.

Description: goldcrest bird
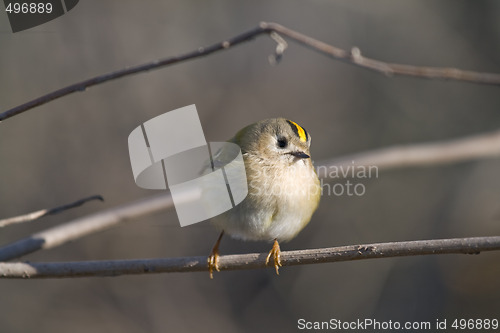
[[207, 118, 321, 278]]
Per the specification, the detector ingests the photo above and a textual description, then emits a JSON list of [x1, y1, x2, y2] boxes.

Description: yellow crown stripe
[[287, 120, 308, 142]]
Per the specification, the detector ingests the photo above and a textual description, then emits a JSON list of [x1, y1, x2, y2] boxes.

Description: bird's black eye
[[277, 137, 288, 148]]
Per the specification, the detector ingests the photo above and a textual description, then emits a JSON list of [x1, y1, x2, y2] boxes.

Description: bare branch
[[0, 193, 172, 262], [0, 195, 104, 228], [263, 23, 500, 85], [0, 236, 498, 278], [1, 22, 500, 122], [317, 129, 500, 178]]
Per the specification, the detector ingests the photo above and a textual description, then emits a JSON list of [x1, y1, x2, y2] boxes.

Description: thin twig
[[0, 236, 498, 278], [1, 129, 500, 262], [0, 195, 104, 228], [0, 193, 172, 261], [1, 22, 500, 122]]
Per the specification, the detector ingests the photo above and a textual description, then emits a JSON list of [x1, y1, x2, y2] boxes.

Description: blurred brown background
[[1, 1, 499, 332]]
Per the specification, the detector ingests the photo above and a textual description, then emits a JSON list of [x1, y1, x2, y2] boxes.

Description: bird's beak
[[290, 151, 310, 159]]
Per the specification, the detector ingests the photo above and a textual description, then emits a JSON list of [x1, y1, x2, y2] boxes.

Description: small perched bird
[[207, 118, 321, 278]]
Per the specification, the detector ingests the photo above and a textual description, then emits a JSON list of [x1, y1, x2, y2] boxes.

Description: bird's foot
[[207, 231, 224, 279], [207, 251, 220, 279], [265, 238, 282, 275]]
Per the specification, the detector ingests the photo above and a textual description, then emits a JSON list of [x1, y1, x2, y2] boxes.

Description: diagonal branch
[[1, 22, 500, 122], [0, 193, 172, 262], [316, 129, 500, 178], [0, 236, 498, 278], [0, 195, 104, 228]]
